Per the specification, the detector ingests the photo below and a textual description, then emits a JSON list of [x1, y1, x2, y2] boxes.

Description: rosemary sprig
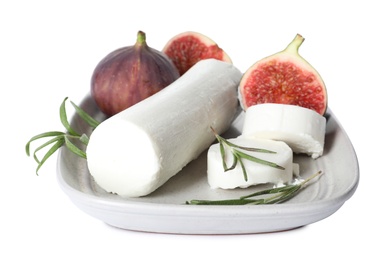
[[186, 170, 323, 205], [25, 97, 100, 175], [210, 127, 285, 181]]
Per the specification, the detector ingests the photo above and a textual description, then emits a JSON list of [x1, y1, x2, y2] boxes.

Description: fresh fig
[[162, 31, 232, 75], [91, 31, 180, 116], [239, 34, 327, 115]]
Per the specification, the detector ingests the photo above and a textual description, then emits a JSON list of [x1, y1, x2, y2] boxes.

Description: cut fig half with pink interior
[[239, 34, 327, 116], [163, 31, 232, 75]]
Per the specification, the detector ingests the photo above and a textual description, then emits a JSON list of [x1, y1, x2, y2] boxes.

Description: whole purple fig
[[91, 31, 180, 116]]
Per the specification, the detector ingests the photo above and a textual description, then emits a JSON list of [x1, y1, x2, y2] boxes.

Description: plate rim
[[57, 157, 359, 216]]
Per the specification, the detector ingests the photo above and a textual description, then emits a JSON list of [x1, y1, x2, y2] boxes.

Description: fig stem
[[285, 34, 305, 53], [136, 31, 147, 46]]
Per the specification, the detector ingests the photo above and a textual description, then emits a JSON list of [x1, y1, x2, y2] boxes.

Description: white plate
[[57, 95, 359, 234]]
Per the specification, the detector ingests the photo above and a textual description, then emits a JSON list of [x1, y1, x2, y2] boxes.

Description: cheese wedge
[[242, 103, 326, 158], [86, 59, 242, 198], [207, 137, 294, 189]]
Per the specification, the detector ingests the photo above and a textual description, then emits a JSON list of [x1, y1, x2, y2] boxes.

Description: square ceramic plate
[[57, 95, 359, 234]]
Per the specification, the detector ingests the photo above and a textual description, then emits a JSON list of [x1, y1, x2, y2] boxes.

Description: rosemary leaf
[[223, 138, 276, 154], [60, 97, 80, 136], [32, 135, 64, 163], [224, 151, 238, 172], [186, 171, 323, 206], [25, 131, 64, 156], [269, 186, 301, 204], [35, 138, 65, 175], [79, 133, 90, 145], [236, 151, 285, 170], [235, 153, 248, 181], [219, 141, 228, 171], [210, 126, 284, 181], [27, 97, 98, 174], [252, 186, 301, 205], [70, 101, 100, 129], [64, 136, 87, 159], [240, 184, 295, 199], [301, 170, 323, 186]]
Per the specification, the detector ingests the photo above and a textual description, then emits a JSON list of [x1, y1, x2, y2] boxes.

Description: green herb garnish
[[186, 170, 323, 205], [211, 127, 285, 182], [25, 97, 100, 174]]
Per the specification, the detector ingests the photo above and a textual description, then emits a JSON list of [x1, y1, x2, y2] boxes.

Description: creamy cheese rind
[[242, 103, 326, 159], [86, 59, 242, 198]]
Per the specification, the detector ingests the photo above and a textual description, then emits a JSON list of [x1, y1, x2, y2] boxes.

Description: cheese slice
[[242, 103, 326, 158], [207, 137, 294, 189]]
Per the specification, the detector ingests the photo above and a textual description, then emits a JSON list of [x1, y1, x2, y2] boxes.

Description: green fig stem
[[285, 34, 305, 53], [136, 31, 147, 46]]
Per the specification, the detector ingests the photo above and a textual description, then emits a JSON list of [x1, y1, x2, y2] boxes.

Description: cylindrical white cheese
[[241, 103, 326, 159], [86, 59, 242, 197], [207, 137, 294, 189]]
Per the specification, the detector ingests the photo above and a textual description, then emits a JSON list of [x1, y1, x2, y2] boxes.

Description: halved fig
[[162, 31, 232, 75], [239, 34, 327, 115]]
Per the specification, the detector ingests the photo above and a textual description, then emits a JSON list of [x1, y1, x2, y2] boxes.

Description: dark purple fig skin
[[91, 31, 180, 117]]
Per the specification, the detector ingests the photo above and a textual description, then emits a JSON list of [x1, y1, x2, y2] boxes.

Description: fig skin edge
[[239, 34, 328, 116]]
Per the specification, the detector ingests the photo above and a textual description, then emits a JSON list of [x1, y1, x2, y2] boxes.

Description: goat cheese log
[[86, 59, 242, 198], [242, 103, 326, 158]]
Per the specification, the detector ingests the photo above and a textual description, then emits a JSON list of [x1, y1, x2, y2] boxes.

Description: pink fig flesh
[[163, 31, 231, 75], [239, 34, 327, 115]]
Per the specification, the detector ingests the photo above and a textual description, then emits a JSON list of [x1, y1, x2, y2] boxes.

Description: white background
[[1, 0, 386, 259]]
